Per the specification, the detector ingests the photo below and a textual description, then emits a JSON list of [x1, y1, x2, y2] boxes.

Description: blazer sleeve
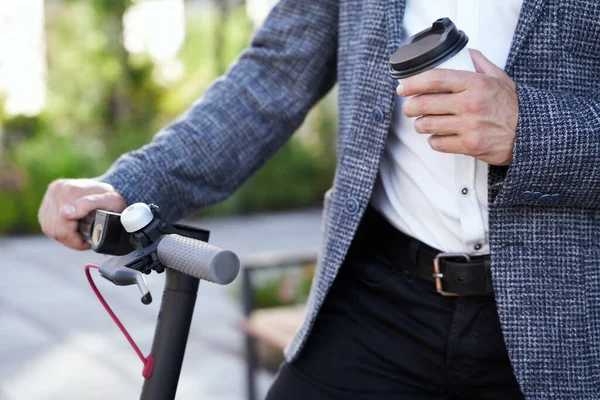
[[491, 82, 600, 209], [98, 0, 338, 221]]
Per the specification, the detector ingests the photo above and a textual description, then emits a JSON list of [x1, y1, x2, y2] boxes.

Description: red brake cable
[[84, 263, 154, 379]]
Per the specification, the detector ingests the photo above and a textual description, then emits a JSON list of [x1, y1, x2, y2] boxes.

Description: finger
[[469, 49, 507, 79], [402, 93, 460, 118], [414, 115, 461, 135], [53, 218, 92, 250], [427, 135, 464, 154], [61, 192, 125, 220], [38, 188, 53, 235], [398, 69, 472, 97]]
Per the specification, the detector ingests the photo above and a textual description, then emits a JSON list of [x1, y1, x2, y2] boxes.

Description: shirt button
[[344, 198, 360, 215], [474, 243, 482, 251], [372, 107, 385, 124], [461, 188, 468, 195]]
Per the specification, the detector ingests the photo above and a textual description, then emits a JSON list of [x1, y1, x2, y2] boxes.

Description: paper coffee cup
[[389, 17, 474, 81]]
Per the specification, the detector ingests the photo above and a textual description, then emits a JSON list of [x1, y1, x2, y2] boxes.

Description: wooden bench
[[243, 305, 306, 352], [241, 250, 317, 400]]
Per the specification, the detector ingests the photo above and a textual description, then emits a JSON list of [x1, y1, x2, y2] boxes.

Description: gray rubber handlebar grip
[[157, 234, 240, 284]]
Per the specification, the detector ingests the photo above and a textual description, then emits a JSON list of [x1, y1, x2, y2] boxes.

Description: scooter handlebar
[[156, 234, 240, 285]]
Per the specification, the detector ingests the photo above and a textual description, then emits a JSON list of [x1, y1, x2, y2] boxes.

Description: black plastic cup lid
[[389, 17, 468, 80]]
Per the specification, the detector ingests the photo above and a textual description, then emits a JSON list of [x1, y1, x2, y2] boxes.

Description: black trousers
[[265, 212, 525, 400]]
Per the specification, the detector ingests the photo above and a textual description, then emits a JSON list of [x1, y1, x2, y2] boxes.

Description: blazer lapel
[[504, 0, 548, 74]]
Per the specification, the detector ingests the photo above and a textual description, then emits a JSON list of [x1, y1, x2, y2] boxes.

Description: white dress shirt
[[371, 0, 523, 254]]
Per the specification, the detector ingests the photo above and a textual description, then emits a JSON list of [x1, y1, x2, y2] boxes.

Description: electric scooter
[[79, 202, 240, 399]]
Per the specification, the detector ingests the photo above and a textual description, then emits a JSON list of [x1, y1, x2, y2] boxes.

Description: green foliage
[[0, 2, 337, 234], [1, 130, 105, 234]]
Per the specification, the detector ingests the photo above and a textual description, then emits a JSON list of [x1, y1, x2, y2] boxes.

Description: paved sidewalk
[[0, 209, 322, 400]]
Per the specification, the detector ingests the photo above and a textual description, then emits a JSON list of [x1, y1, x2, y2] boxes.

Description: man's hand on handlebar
[[38, 178, 126, 250]]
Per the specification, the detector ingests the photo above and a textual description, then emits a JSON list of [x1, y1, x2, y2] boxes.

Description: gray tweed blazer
[[101, 0, 600, 397]]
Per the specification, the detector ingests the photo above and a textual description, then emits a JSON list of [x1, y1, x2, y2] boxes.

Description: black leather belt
[[356, 206, 494, 297]]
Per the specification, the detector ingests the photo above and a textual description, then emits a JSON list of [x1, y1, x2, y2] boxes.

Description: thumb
[[469, 49, 507, 79], [60, 192, 126, 220]]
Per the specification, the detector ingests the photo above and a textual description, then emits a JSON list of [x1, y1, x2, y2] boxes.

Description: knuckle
[[40, 220, 55, 238], [99, 181, 115, 192], [105, 191, 120, 201], [65, 238, 83, 250], [48, 179, 63, 193], [56, 227, 76, 244], [55, 230, 68, 242], [51, 178, 77, 197], [465, 97, 486, 114], [462, 138, 475, 155], [465, 135, 484, 155], [78, 195, 96, 211], [465, 118, 481, 134]]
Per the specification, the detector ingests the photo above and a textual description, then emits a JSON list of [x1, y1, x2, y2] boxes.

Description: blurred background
[[0, 0, 337, 399]]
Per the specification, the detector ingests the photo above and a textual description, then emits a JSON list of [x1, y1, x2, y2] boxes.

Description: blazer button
[[539, 194, 553, 204], [520, 191, 534, 201], [344, 198, 360, 215], [532, 192, 542, 201], [551, 193, 561, 204], [372, 107, 385, 124]]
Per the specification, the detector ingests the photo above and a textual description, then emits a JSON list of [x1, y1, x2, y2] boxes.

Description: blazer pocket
[[352, 256, 397, 287]]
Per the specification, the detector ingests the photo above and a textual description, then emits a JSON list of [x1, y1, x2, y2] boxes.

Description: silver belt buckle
[[433, 253, 471, 297]]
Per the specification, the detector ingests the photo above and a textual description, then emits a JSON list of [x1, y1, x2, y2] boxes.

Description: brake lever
[[100, 266, 153, 305], [98, 240, 162, 304]]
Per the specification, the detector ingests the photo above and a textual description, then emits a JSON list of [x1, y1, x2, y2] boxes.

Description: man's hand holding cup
[[398, 49, 519, 167]]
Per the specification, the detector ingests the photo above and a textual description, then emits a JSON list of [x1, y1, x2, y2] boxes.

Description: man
[[38, 0, 600, 398]]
